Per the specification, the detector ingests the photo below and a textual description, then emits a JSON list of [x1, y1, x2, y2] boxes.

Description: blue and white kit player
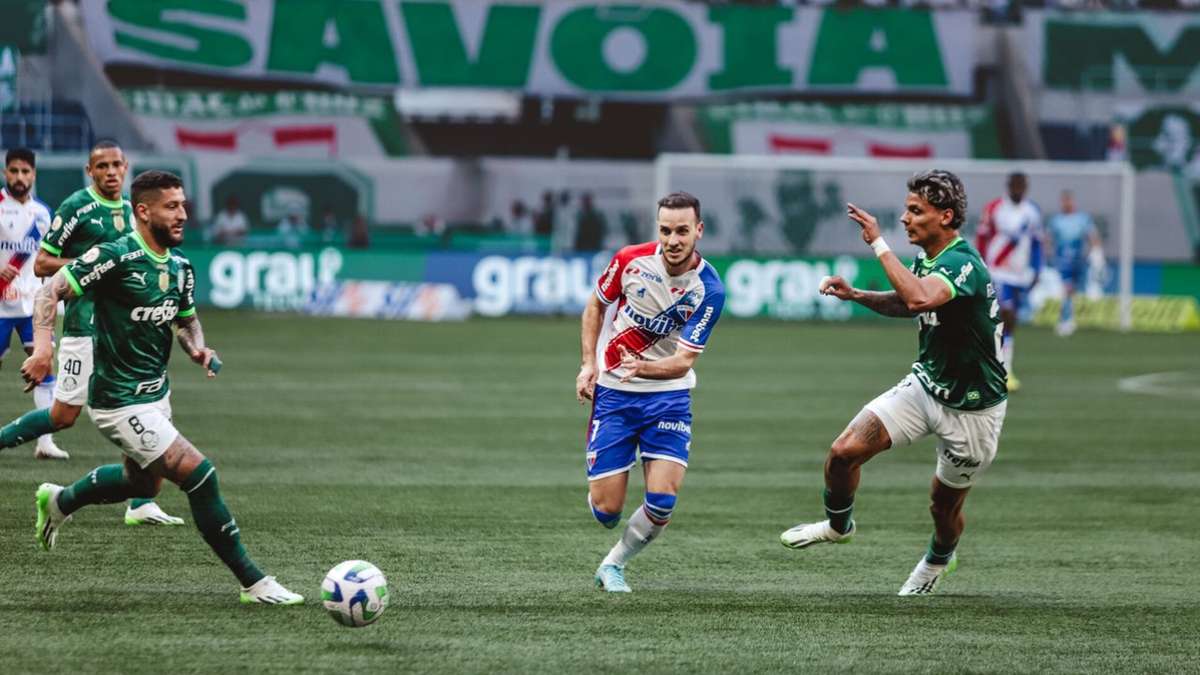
[[0, 148, 67, 459], [1047, 189, 1103, 336], [575, 191, 724, 593]]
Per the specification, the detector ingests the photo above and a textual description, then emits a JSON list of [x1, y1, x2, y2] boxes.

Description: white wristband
[[870, 237, 890, 258]]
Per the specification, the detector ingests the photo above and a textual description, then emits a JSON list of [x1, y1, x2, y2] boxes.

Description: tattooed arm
[[851, 290, 916, 318], [175, 313, 219, 377], [20, 271, 77, 390]]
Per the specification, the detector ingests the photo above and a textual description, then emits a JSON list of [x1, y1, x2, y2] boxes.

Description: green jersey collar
[[920, 236, 964, 268], [86, 186, 126, 209], [130, 229, 170, 263]]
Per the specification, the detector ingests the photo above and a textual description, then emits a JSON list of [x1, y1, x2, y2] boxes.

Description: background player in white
[[0, 148, 66, 459], [975, 172, 1041, 390], [576, 192, 725, 593], [1047, 190, 1104, 336]]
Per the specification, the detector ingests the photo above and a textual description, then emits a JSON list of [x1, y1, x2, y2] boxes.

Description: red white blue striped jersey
[[0, 188, 51, 317], [594, 242, 724, 393], [976, 196, 1043, 287]]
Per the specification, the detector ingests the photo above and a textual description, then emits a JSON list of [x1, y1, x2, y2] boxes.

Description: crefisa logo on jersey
[[130, 299, 179, 326]]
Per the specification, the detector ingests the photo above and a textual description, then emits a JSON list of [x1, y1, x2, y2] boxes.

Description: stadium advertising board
[[83, 2, 976, 97]]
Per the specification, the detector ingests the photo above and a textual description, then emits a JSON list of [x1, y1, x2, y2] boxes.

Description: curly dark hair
[[131, 170, 183, 207], [906, 170, 967, 229]]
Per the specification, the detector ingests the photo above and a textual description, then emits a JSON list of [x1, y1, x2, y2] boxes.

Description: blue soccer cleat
[[594, 564, 631, 593]]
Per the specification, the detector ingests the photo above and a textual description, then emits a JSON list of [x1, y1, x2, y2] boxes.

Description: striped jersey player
[[575, 191, 724, 593], [0, 148, 62, 458], [975, 171, 1042, 389]]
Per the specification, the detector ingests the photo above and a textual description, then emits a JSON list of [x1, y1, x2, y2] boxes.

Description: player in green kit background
[[779, 170, 1007, 595], [0, 141, 182, 526], [20, 170, 303, 604]]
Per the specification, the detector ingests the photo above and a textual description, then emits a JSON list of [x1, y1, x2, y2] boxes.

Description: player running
[[22, 170, 303, 605], [0, 148, 64, 459], [780, 170, 1007, 596], [0, 141, 182, 525], [1047, 190, 1103, 336], [975, 172, 1041, 390], [576, 191, 724, 593]]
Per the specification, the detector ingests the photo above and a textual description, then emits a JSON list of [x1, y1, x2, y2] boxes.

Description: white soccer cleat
[[897, 555, 958, 596], [35, 483, 71, 551], [240, 576, 305, 605], [124, 501, 185, 526], [34, 438, 70, 461], [594, 564, 631, 593], [779, 519, 855, 549]]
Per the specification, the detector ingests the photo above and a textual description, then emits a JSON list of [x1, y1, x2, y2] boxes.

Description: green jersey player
[[779, 170, 1007, 595], [22, 170, 302, 604], [0, 140, 183, 526]]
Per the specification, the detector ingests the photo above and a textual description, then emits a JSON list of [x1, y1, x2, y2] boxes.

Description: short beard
[[6, 183, 29, 199], [149, 223, 182, 249]]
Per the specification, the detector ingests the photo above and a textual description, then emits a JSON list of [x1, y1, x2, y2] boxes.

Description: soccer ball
[[321, 560, 389, 627]]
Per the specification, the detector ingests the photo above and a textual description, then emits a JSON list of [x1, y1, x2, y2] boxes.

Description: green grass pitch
[[0, 313, 1197, 673]]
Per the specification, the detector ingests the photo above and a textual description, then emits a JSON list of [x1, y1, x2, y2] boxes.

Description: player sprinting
[[576, 191, 724, 593], [975, 171, 1041, 391], [0, 148, 64, 459], [1047, 190, 1103, 336], [22, 170, 303, 604], [780, 170, 1007, 596], [0, 141, 182, 525]]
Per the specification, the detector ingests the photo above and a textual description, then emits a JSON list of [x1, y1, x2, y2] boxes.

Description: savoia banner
[[83, 1, 977, 97]]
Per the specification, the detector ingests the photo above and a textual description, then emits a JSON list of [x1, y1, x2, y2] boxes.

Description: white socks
[[33, 382, 54, 446], [601, 506, 666, 568]]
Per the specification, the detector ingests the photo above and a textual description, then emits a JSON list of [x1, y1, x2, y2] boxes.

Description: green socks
[[182, 459, 265, 588], [57, 465, 142, 515], [0, 408, 55, 449], [925, 535, 957, 566], [823, 488, 854, 535], [128, 498, 155, 509]]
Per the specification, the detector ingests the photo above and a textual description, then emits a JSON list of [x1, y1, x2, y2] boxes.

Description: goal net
[[655, 154, 1135, 329]]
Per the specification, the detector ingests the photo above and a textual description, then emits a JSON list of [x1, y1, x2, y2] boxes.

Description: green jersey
[[42, 187, 133, 337], [909, 237, 1007, 411], [62, 230, 196, 410]]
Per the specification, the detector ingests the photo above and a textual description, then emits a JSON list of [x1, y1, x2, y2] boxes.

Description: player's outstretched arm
[[176, 314, 220, 378], [618, 345, 699, 382], [21, 270, 77, 390], [819, 275, 913, 318], [846, 203, 952, 314]]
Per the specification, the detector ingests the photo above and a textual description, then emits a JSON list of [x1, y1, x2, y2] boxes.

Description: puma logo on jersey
[[130, 271, 148, 286], [130, 299, 178, 325]]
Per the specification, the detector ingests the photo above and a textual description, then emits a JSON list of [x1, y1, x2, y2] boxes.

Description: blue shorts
[[1057, 258, 1086, 286], [0, 316, 33, 359], [997, 283, 1028, 311], [585, 385, 692, 481]]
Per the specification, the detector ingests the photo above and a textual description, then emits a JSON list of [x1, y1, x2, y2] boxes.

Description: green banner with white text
[[82, 2, 978, 98]]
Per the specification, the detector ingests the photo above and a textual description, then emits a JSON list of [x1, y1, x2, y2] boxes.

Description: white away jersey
[[0, 188, 51, 317], [594, 241, 724, 393], [976, 197, 1043, 287]]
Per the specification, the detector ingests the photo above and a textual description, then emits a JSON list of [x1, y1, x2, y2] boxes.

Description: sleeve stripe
[[40, 240, 62, 255], [178, 307, 196, 318], [61, 267, 83, 297], [931, 272, 957, 299], [677, 338, 705, 352], [594, 286, 615, 305]]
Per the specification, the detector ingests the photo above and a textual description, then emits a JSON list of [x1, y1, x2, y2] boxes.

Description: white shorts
[[864, 374, 1007, 489], [53, 336, 93, 406], [91, 395, 179, 469]]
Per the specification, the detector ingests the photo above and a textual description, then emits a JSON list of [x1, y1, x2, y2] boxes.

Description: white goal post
[[655, 154, 1135, 330]]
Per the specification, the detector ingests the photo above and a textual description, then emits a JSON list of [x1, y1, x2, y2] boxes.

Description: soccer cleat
[[779, 519, 855, 549], [124, 501, 185, 526], [34, 483, 71, 551], [897, 555, 958, 596], [34, 438, 70, 461], [1007, 374, 1021, 392], [1055, 319, 1076, 337], [594, 564, 632, 593], [239, 576, 305, 605]]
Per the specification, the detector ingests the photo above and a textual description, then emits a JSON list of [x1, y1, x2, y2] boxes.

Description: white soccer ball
[[321, 560, 389, 627]]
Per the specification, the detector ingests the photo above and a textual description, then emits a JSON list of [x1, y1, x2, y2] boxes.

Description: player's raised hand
[[847, 203, 882, 245], [190, 347, 220, 378], [19, 352, 52, 393], [819, 275, 855, 301], [617, 345, 644, 383], [576, 363, 597, 403]]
